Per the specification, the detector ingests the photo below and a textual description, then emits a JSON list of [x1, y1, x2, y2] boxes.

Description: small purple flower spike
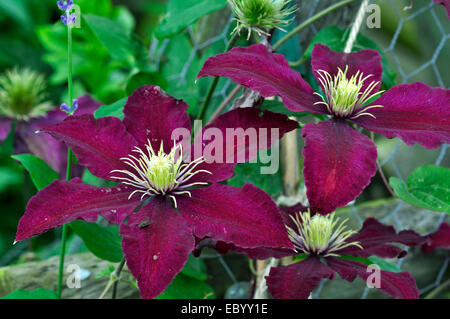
[[72, 99, 78, 112], [60, 99, 78, 115], [57, 0, 73, 11], [61, 12, 76, 26], [60, 103, 71, 114]]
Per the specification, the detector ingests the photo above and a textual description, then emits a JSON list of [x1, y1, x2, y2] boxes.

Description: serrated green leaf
[[1, 288, 58, 299], [390, 165, 450, 214], [69, 220, 123, 262], [157, 274, 214, 299], [11, 154, 59, 190], [155, 0, 227, 39]]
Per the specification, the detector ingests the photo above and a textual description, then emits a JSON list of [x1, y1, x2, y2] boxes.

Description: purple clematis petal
[[197, 44, 323, 113], [352, 82, 450, 149], [339, 217, 426, 258], [190, 107, 298, 183], [42, 114, 137, 180], [326, 257, 419, 299], [311, 43, 383, 97], [302, 119, 377, 214], [120, 198, 194, 299], [15, 178, 140, 241], [422, 222, 450, 253], [123, 85, 191, 153], [434, 0, 450, 18], [0, 117, 12, 143], [177, 183, 294, 250], [266, 257, 335, 299]]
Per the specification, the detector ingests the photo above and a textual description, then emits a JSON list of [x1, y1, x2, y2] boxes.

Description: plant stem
[[425, 278, 450, 299], [99, 258, 126, 299], [57, 24, 74, 300], [197, 32, 240, 120], [370, 133, 395, 197], [272, 0, 356, 51], [288, 57, 306, 67], [206, 85, 242, 125]]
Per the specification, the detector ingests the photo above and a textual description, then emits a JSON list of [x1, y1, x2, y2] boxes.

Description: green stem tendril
[[197, 32, 240, 120], [57, 23, 74, 300], [272, 0, 356, 51]]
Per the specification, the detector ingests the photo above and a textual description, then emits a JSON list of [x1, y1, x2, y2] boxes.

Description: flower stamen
[[314, 65, 384, 119], [110, 140, 212, 207], [286, 210, 362, 257]]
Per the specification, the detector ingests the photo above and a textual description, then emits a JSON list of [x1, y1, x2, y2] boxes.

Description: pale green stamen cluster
[[111, 141, 211, 208], [0, 68, 52, 121], [314, 65, 384, 119], [286, 210, 362, 257], [229, 0, 296, 39]]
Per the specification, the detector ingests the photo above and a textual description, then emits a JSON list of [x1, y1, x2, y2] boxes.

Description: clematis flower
[[0, 68, 100, 176], [422, 221, 450, 253], [198, 43, 450, 214], [14, 85, 298, 298], [263, 207, 426, 299]]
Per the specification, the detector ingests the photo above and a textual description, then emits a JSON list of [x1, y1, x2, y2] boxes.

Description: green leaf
[[157, 274, 214, 299], [303, 26, 396, 88], [181, 255, 208, 281], [94, 97, 127, 120], [340, 255, 401, 273], [95, 265, 115, 279], [0, 166, 22, 192], [368, 256, 401, 273], [1, 288, 58, 299], [228, 151, 284, 195], [11, 154, 59, 190], [155, 0, 227, 39], [125, 72, 168, 96], [0, 0, 33, 32], [83, 14, 136, 65], [69, 220, 123, 262], [260, 100, 308, 118], [390, 165, 450, 214]]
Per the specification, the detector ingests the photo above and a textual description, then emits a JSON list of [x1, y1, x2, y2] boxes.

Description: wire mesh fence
[[143, 0, 449, 298]]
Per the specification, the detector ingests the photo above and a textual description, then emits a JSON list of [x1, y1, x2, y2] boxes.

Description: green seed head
[[228, 0, 296, 39], [0, 68, 52, 121]]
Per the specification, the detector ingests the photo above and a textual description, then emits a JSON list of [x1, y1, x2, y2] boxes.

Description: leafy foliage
[[390, 165, 450, 214]]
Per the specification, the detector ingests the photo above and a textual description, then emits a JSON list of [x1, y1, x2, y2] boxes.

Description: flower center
[[110, 141, 211, 207], [314, 65, 384, 119], [286, 210, 362, 257]]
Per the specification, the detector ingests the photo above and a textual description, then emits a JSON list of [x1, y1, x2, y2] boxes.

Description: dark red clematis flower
[[263, 206, 426, 299], [14, 85, 298, 298], [198, 43, 450, 214], [1, 95, 100, 176], [422, 221, 450, 253]]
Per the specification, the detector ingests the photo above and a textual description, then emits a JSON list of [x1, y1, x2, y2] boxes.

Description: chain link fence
[[132, 0, 450, 298]]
